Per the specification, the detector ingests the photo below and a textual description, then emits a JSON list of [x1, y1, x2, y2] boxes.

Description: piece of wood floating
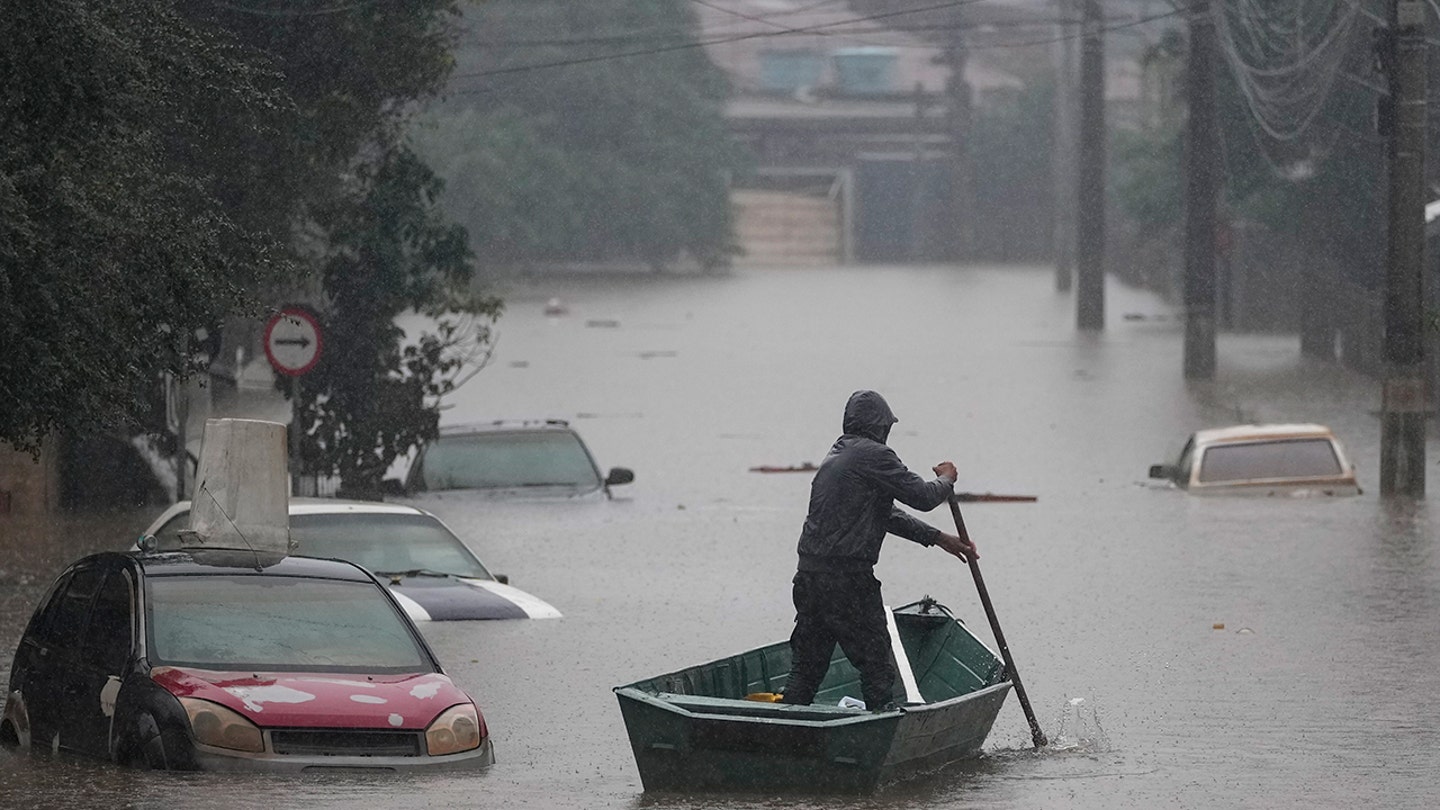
[[748, 463, 818, 473], [952, 493, 1038, 503]]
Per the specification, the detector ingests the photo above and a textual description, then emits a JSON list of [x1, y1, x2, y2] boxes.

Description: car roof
[[157, 498, 432, 520], [1192, 423, 1339, 446], [435, 419, 575, 436], [124, 550, 379, 580], [287, 498, 430, 517]]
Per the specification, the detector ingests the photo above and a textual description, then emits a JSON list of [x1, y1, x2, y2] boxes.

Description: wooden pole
[[1076, 0, 1106, 331], [947, 494, 1048, 749], [1183, 0, 1219, 379], [1380, 0, 1427, 496]]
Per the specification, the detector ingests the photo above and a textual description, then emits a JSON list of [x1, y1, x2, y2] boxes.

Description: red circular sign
[[263, 308, 323, 377]]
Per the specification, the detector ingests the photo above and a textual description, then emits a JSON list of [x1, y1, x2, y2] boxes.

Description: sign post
[[263, 307, 324, 495]]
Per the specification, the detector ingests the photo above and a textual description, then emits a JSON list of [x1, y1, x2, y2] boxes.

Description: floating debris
[[954, 492, 1038, 503], [1213, 622, 1225, 630], [586, 318, 620, 329], [637, 350, 677, 359], [749, 463, 818, 473]]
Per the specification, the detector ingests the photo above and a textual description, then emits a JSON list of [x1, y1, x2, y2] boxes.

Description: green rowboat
[[614, 598, 1012, 793]]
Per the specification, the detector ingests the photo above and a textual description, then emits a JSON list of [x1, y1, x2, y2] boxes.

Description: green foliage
[[301, 146, 501, 496], [412, 0, 746, 271], [1112, 23, 1389, 284], [0, 0, 291, 454], [3, 0, 498, 500], [1112, 119, 1183, 236], [188, 0, 498, 494]]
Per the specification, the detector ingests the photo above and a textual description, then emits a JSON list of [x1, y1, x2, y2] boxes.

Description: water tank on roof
[[760, 49, 824, 93], [833, 47, 897, 95], [187, 418, 293, 557]]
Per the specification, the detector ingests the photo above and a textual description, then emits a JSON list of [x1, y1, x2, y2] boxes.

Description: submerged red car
[[0, 550, 494, 771]]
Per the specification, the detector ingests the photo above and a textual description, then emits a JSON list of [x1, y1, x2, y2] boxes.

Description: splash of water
[[1047, 696, 1111, 753]]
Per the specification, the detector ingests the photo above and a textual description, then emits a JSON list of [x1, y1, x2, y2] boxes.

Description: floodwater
[[2, 264, 1438, 809]]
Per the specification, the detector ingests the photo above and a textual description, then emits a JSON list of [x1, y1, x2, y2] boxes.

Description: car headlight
[[425, 703, 484, 756], [179, 698, 264, 753]]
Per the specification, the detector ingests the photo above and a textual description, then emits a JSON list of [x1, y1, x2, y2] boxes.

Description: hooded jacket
[[795, 390, 955, 573]]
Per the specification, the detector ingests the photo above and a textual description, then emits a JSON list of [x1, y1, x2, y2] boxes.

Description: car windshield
[[417, 430, 601, 491], [291, 512, 491, 579], [146, 575, 431, 672], [1197, 438, 1344, 484]]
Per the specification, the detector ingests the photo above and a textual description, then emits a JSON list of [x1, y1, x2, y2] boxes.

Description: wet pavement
[[1, 264, 1437, 809]]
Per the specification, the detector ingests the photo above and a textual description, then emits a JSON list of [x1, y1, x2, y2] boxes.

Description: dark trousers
[[780, 570, 895, 709]]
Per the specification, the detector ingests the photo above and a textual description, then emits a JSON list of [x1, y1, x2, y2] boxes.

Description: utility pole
[[1379, 0, 1427, 496], [912, 81, 930, 261], [1183, 0, 1219, 379], [1051, 0, 1078, 292], [945, 15, 975, 261], [1076, 0, 1106, 330]]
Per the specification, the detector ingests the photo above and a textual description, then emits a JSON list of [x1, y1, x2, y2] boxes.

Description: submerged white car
[[143, 499, 562, 620], [1148, 423, 1361, 497]]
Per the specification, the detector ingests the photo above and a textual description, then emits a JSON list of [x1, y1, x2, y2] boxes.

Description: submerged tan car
[[1149, 424, 1361, 496]]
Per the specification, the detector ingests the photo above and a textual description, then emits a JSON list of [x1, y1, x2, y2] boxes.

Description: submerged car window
[[82, 571, 133, 672], [291, 513, 491, 579], [418, 431, 601, 490], [36, 567, 103, 648], [1197, 438, 1344, 483], [147, 575, 430, 672]]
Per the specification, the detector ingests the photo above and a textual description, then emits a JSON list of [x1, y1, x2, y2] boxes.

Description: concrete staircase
[[732, 189, 841, 266]]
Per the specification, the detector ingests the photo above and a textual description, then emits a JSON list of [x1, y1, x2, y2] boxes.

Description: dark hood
[[842, 390, 898, 443]]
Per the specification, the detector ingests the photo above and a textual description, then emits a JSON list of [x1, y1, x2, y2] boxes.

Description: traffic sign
[[263, 307, 323, 377]]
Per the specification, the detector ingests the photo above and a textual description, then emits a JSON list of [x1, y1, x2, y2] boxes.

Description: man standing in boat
[[780, 389, 976, 711]]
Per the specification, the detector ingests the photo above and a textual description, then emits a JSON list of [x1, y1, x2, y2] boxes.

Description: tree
[[4, 0, 499, 501], [412, 0, 746, 273], [183, 0, 498, 496], [0, 0, 292, 454], [300, 145, 501, 497], [1114, 22, 1393, 296]]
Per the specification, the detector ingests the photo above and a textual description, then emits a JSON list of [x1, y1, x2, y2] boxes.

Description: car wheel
[[0, 693, 31, 750], [121, 713, 169, 770], [141, 734, 169, 770]]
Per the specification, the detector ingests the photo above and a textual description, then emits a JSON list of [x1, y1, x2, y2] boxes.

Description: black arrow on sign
[[275, 337, 312, 348]]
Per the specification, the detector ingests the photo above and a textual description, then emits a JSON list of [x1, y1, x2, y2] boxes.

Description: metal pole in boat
[[947, 493, 1048, 749]]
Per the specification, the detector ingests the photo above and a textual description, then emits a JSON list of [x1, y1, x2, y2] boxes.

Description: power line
[[448, 2, 1193, 90], [964, 5, 1191, 50], [1211, 0, 1362, 143], [448, 0, 990, 85], [687, 0, 926, 49]]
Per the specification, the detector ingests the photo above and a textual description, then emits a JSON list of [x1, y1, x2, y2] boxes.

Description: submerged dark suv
[[390, 419, 634, 500]]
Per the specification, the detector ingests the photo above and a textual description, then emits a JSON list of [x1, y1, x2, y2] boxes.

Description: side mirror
[[494, 573, 509, 585], [605, 467, 635, 486], [1149, 464, 1174, 480], [380, 478, 405, 497]]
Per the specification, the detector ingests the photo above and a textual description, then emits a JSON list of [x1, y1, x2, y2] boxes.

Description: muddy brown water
[[2, 265, 1436, 809]]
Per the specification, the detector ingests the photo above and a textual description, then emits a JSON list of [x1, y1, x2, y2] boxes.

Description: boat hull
[[616, 681, 1010, 792], [614, 601, 1012, 793]]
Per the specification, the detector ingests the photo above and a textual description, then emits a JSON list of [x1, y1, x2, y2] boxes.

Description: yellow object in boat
[[743, 692, 784, 703]]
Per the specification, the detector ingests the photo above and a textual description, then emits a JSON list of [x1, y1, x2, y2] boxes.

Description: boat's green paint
[[614, 599, 1012, 792]]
